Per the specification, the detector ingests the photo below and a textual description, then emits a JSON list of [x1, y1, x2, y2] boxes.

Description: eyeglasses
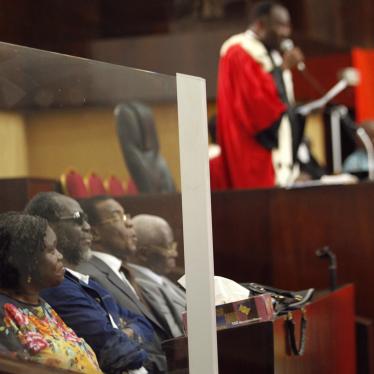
[[58, 211, 88, 226], [97, 212, 131, 226]]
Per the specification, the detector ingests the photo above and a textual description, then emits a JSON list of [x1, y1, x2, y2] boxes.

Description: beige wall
[[0, 112, 28, 177], [304, 113, 326, 166], [25, 104, 181, 189]]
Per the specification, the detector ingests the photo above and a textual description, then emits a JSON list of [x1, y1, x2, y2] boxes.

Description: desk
[[162, 285, 355, 373]]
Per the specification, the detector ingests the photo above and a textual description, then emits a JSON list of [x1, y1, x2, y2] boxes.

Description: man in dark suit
[[25, 192, 166, 374], [78, 195, 184, 339]]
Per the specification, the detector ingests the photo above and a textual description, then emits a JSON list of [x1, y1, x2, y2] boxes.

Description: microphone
[[280, 38, 305, 71], [281, 39, 325, 95], [338, 67, 361, 87], [315, 246, 337, 291], [296, 67, 360, 116], [320, 67, 360, 106]]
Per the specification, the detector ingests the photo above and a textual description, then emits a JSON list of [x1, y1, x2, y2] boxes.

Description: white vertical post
[[331, 109, 343, 174], [176, 73, 218, 374]]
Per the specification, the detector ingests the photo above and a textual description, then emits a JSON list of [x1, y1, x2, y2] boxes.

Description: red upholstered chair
[[105, 175, 127, 197], [85, 172, 106, 196], [60, 169, 90, 198], [125, 178, 138, 195], [105, 175, 139, 196]]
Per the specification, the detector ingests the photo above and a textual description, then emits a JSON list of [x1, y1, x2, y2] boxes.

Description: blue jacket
[[41, 271, 157, 373]]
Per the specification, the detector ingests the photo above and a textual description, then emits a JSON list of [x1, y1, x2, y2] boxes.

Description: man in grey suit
[[130, 214, 186, 322], [78, 196, 184, 339]]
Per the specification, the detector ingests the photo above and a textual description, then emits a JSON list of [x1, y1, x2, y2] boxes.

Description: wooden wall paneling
[[100, 0, 172, 37], [0, 178, 58, 212], [356, 316, 374, 374], [211, 188, 274, 284]]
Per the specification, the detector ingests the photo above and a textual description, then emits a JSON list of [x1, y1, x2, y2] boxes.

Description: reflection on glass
[[0, 42, 189, 372], [0, 42, 181, 195], [114, 102, 177, 194]]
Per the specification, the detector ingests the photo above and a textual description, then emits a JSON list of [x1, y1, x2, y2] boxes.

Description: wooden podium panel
[[162, 285, 355, 374], [0, 178, 59, 212], [210, 183, 374, 321]]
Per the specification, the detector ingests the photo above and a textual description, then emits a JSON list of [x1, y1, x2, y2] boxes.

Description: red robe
[[212, 39, 286, 189]]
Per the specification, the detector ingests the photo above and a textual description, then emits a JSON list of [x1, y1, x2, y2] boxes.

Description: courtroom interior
[[0, 1, 373, 373]]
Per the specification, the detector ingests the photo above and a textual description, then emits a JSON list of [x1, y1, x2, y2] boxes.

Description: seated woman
[[0, 212, 102, 374]]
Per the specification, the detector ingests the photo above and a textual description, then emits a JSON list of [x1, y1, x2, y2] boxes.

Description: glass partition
[[0, 42, 217, 374], [0, 42, 180, 192]]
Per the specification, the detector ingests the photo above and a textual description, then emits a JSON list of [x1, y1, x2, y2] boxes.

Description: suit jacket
[[78, 256, 184, 339], [41, 271, 166, 374], [77, 256, 170, 340], [128, 263, 186, 337]]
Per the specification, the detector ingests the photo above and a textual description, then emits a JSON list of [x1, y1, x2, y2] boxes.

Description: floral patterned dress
[[0, 294, 102, 373]]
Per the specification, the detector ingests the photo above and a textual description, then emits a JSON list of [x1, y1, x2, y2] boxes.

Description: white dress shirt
[[92, 251, 139, 298], [66, 268, 90, 284]]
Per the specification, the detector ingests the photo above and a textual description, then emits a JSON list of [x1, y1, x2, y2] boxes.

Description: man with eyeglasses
[[131, 215, 179, 277], [78, 196, 185, 339], [25, 192, 166, 374], [130, 214, 186, 328]]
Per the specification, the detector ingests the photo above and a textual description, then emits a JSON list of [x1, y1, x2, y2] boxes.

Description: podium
[[162, 285, 355, 374]]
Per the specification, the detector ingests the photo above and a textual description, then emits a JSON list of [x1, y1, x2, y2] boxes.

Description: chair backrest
[[105, 175, 139, 196], [86, 172, 106, 196], [114, 102, 176, 193], [60, 168, 89, 198], [105, 175, 126, 196], [125, 178, 139, 195]]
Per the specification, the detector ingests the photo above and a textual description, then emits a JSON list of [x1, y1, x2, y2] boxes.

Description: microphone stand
[[315, 246, 337, 291], [296, 78, 360, 177], [336, 106, 374, 181], [296, 79, 349, 117], [357, 127, 374, 180]]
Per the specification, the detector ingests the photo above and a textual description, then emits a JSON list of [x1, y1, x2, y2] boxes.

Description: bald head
[[132, 214, 177, 275], [133, 215, 172, 247]]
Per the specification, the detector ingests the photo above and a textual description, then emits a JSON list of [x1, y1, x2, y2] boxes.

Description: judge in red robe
[[211, 1, 303, 189]]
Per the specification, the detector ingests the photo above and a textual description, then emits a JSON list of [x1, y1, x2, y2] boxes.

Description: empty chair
[[105, 175, 139, 196], [105, 175, 127, 196], [114, 102, 176, 193], [126, 178, 139, 195], [86, 172, 106, 196], [60, 168, 89, 199]]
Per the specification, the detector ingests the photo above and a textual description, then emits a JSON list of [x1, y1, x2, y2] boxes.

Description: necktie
[[120, 263, 150, 309]]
